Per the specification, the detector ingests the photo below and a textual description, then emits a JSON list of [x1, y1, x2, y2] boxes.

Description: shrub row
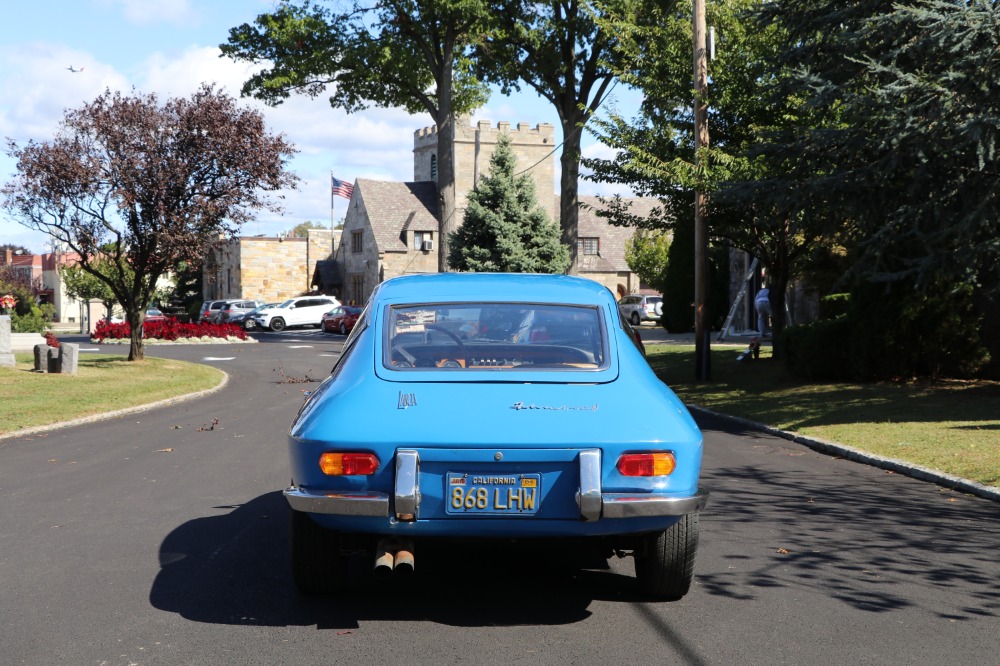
[[92, 318, 248, 342], [780, 280, 990, 381]]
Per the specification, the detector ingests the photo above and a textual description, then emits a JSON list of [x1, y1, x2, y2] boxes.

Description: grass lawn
[[647, 344, 1000, 488], [0, 353, 224, 436]]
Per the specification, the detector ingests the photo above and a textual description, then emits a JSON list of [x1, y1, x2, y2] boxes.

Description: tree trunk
[[127, 312, 145, 361], [436, 60, 457, 272], [559, 121, 581, 275]]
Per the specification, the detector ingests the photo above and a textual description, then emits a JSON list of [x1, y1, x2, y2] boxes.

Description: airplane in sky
[[66, 65, 84, 73]]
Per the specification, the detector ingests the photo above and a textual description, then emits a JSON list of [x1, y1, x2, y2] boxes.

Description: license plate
[[445, 473, 541, 515]]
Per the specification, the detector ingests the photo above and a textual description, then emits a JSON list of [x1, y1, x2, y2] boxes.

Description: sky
[[0, 0, 637, 254]]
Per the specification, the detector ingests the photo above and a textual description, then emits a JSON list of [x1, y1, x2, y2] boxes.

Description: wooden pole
[[693, 0, 711, 381]]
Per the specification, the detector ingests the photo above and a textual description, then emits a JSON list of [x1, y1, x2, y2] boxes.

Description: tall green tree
[[222, 0, 494, 271], [585, 0, 839, 350], [478, 0, 638, 274], [754, 0, 1000, 294], [625, 229, 670, 294], [449, 134, 570, 272], [2, 86, 297, 360]]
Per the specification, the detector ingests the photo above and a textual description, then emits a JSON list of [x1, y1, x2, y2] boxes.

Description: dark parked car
[[321, 305, 363, 335], [284, 273, 707, 600]]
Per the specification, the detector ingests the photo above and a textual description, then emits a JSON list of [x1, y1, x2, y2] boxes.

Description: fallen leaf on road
[[156, 448, 174, 453], [777, 548, 791, 555], [336, 630, 354, 636]]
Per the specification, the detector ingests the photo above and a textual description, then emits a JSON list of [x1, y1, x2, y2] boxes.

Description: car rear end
[[642, 296, 663, 321], [284, 274, 706, 598]]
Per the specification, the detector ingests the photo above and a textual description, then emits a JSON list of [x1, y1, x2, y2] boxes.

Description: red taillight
[[617, 452, 676, 477], [319, 452, 379, 476]]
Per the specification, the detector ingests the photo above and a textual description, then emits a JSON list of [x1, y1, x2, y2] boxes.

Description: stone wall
[[207, 237, 312, 303]]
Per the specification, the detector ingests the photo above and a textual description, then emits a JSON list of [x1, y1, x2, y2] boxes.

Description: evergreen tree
[[449, 134, 570, 273], [755, 0, 1000, 293]]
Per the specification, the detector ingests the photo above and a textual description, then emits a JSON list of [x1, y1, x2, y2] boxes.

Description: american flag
[[331, 176, 354, 200]]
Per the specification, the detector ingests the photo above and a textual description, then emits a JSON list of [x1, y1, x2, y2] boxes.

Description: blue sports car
[[285, 273, 708, 599]]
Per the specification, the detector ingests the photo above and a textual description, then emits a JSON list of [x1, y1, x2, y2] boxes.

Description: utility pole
[[693, 0, 711, 381]]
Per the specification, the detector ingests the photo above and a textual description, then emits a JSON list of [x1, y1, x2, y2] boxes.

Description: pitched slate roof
[[357, 179, 439, 253], [573, 196, 661, 273]]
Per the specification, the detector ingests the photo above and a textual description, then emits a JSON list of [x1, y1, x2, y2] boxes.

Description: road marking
[[202, 356, 235, 361], [79, 348, 102, 352], [287, 345, 313, 349]]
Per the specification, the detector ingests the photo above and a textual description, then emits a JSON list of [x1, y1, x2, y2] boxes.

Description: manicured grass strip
[[647, 345, 1000, 487], [0, 354, 224, 435]]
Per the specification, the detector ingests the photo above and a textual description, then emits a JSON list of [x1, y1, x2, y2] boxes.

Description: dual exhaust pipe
[[374, 538, 414, 578]]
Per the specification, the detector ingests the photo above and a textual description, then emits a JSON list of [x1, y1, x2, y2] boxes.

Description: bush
[[92, 318, 248, 342], [818, 293, 850, 320], [780, 316, 854, 381], [782, 279, 989, 381], [9, 303, 54, 333]]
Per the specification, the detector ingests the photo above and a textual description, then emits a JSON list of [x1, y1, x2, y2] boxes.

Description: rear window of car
[[384, 302, 607, 371]]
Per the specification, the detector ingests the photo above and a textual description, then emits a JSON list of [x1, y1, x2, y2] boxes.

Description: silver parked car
[[618, 294, 663, 325], [219, 299, 265, 324]]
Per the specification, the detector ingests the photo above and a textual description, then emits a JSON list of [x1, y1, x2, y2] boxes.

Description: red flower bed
[[92, 318, 248, 342]]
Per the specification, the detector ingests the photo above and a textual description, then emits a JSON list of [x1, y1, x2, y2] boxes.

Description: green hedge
[[782, 280, 990, 381]]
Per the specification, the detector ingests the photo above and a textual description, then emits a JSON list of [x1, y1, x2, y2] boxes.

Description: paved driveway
[[0, 332, 996, 665]]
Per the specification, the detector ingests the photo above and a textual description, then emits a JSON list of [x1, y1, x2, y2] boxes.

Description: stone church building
[[204, 116, 653, 305]]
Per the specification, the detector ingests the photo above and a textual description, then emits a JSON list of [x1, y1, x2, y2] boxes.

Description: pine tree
[[448, 134, 570, 273]]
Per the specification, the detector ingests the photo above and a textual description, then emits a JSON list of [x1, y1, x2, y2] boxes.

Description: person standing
[[754, 285, 772, 336]]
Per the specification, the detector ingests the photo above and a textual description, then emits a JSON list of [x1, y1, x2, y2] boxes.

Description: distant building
[[207, 116, 659, 305], [203, 228, 337, 303], [1, 247, 90, 329]]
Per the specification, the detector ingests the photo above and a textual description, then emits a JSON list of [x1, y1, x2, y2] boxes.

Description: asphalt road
[[1, 330, 997, 665]]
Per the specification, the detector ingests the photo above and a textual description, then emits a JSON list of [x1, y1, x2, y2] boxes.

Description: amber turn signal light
[[319, 452, 379, 476], [617, 452, 676, 477]]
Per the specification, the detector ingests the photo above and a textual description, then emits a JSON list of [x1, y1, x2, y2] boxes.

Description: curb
[[687, 404, 1000, 504], [0, 370, 229, 442]]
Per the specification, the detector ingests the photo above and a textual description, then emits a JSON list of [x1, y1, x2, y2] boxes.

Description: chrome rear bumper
[[284, 448, 708, 521]]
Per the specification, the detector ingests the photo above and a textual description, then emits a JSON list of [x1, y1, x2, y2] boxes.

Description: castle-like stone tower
[[413, 115, 557, 225]]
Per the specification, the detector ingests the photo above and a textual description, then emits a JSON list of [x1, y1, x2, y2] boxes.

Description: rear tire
[[634, 513, 699, 600], [290, 510, 345, 595], [340, 322, 347, 335], [631, 312, 641, 326], [270, 318, 286, 332], [244, 320, 255, 330]]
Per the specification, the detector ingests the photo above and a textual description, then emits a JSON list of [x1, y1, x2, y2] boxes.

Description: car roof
[[374, 273, 614, 305]]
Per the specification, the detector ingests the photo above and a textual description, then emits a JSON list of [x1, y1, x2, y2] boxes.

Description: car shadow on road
[[149, 492, 660, 629]]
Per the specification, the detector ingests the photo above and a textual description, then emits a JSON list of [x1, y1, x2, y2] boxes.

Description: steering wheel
[[391, 340, 417, 368], [425, 324, 469, 367]]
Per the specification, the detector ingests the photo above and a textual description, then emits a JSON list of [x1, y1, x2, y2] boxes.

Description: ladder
[[717, 257, 758, 342]]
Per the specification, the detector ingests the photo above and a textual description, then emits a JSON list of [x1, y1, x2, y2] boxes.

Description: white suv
[[619, 294, 663, 325], [254, 296, 341, 332]]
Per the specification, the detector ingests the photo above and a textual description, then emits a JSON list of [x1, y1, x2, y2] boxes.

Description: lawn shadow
[[694, 414, 1000, 620]]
